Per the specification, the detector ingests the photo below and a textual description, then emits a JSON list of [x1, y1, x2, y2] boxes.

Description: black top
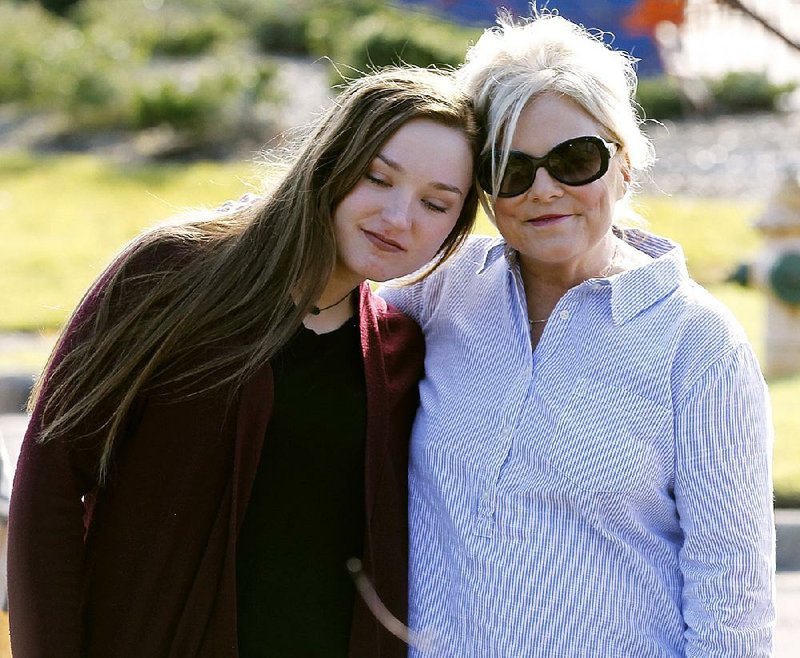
[[236, 317, 367, 657]]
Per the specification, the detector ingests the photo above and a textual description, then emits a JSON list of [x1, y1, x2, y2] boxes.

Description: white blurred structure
[[751, 169, 800, 377], [657, 0, 800, 85]]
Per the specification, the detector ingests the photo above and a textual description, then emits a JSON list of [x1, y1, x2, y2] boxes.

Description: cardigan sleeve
[[8, 414, 99, 656], [8, 267, 115, 657], [7, 238, 187, 656]]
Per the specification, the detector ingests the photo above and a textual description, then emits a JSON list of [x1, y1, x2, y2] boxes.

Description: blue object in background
[[394, 0, 664, 75]]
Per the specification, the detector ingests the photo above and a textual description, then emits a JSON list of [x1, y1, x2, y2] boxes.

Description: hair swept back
[[32, 66, 482, 482]]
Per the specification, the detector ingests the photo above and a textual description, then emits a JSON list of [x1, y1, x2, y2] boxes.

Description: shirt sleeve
[[376, 280, 427, 325], [674, 343, 775, 657]]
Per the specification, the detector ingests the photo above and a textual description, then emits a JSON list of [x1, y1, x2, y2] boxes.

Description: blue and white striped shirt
[[380, 230, 775, 658]]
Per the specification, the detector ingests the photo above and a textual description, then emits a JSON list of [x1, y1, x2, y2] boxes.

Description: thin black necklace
[[310, 288, 355, 315]]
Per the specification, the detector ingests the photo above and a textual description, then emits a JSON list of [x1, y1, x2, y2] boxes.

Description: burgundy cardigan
[[8, 248, 422, 657]]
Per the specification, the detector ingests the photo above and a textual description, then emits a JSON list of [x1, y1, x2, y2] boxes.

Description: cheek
[[493, 198, 521, 230], [575, 182, 615, 216], [416, 212, 461, 260], [333, 193, 364, 234]]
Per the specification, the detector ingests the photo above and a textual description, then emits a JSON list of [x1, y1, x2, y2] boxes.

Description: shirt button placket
[[474, 424, 513, 538], [479, 488, 492, 514]]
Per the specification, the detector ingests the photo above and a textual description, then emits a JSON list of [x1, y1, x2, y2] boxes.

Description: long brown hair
[[31, 67, 482, 482]]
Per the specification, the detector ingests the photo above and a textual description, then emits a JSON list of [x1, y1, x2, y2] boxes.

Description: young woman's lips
[[363, 229, 405, 253], [528, 214, 570, 226]]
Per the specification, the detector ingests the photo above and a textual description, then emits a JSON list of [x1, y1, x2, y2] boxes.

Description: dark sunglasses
[[478, 135, 619, 197]]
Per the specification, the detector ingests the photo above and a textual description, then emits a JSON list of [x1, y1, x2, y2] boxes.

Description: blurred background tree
[[3, 0, 798, 155], [32, 0, 82, 16]]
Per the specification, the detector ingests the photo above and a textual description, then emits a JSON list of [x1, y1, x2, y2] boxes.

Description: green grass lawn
[[1, 152, 257, 331], [2, 152, 798, 504]]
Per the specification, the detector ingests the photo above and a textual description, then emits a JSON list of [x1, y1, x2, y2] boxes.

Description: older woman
[[381, 13, 775, 658]]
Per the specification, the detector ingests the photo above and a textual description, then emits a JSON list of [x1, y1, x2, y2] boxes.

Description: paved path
[[642, 109, 800, 201], [777, 571, 800, 655]]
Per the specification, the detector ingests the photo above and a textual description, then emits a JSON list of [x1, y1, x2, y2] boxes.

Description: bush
[[218, 0, 321, 55], [0, 3, 70, 103], [635, 76, 687, 120], [129, 60, 273, 136], [150, 15, 235, 57], [74, 0, 240, 59], [132, 81, 216, 131], [709, 71, 796, 114], [302, 0, 385, 57], [0, 2, 135, 122], [249, 5, 312, 56], [635, 71, 797, 121], [37, 0, 82, 16], [120, 52, 277, 144], [324, 6, 478, 81]]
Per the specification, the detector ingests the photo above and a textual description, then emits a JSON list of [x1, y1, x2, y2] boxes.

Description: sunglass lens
[[550, 139, 604, 185], [500, 152, 535, 196]]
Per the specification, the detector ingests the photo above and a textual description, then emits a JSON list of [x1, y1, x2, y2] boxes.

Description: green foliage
[[0, 4, 57, 102], [709, 71, 797, 114], [215, 0, 379, 57], [216, 0, 475, 71], [319, 5, 479, 81], [635, 76, 687, 121], [125, 55, 278, 140], [0, 3, 146, 132], [132, 76, 227, 132], [75, 0, 240, 59], [0, 0, 479, 145], [37, 0, 82, 16], [636, 71, 797, 120], [337, 12, 467, 71], [149, 15, 235, 57], [0, 1, 281, 142], [247, 2, 315, 56]]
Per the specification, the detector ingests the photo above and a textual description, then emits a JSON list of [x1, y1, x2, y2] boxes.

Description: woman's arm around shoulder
[[378, 233, 496, 324]]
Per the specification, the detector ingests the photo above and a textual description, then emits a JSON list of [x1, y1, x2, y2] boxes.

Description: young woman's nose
[[380, 191, 413, 229]]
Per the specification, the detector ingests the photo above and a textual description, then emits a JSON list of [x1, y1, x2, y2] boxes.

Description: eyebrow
[[377, 153, 464, 197]]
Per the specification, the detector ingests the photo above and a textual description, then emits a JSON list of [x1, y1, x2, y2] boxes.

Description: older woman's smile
[[526, 213, 572, 225]]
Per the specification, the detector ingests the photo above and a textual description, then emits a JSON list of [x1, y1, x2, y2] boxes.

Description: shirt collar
[[478, 235, 513, 273], [477, 228, 689, 325], [607, 228, 688, 325]]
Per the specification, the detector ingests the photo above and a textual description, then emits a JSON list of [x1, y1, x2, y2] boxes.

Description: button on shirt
[[379, 231, 775, 658]]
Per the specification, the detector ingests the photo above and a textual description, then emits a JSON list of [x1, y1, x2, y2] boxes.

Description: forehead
[[512, 94, 601, 155], [377, 118, 473, 187]]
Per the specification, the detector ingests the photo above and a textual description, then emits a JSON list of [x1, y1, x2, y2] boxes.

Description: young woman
[[8, 67, 481, 657], [382, 13, 775, 657]]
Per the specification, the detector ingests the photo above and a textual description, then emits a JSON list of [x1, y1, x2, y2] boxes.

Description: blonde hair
[[32, 66, 481, 482], [457, 11, 654, 220]]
